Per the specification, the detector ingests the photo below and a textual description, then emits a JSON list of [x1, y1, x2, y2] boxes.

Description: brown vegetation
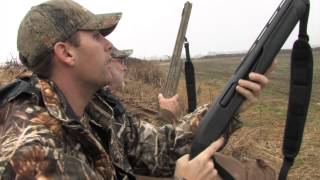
[[0, 58, 29, 85]]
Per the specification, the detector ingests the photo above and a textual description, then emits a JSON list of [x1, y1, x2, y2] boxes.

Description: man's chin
[[120, 83, 126, 92]]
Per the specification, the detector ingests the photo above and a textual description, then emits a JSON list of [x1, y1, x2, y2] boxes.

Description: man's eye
[[93, 32, 101, 39]]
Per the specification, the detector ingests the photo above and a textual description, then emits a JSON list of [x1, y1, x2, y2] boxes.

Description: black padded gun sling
[[278, 4, 313, 179], [184, 37, 197, 113]]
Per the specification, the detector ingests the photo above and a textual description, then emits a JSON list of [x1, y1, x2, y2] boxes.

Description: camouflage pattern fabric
[[0, 77, 117, 179], [0, 76, 205, 179], [87, 90, 203, 177]]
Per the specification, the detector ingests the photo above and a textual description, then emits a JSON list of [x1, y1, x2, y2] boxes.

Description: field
[[0, 49, 319, 179]]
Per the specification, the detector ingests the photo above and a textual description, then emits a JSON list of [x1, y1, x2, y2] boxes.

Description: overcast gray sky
[[0, 0, 319, 62]]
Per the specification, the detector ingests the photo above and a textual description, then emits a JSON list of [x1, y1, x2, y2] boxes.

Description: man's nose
[[103, 38, 113, 52]]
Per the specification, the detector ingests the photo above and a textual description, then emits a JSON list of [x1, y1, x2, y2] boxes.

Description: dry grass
[[0, 58, 28, 85]]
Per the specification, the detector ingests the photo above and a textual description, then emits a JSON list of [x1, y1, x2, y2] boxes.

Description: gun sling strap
[[184, 37, 197, 113], [278, 3, 313, 180]]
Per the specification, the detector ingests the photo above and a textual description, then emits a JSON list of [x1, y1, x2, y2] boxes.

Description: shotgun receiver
[[190, 0, 311, 159]]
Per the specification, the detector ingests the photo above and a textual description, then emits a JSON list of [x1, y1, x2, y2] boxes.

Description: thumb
[[197, 137, 224, 160], [177, 154, 190, 164], [158, 93, 163, 100]]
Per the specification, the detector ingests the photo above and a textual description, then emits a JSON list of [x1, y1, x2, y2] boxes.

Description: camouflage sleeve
[[0, 101, 103, 180], [124, 104, 214, 177], [155, 108, 177, 124]]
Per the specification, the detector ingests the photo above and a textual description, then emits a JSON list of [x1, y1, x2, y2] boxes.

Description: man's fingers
[[159, 93, 179, 101], [236, 85, 258, 103], [177, 154, 190, 164], [249, 73, 269, 85], [158, 93, 163, 100], [238, 79, 262, 95], [173, 94, 179, 100], [197, 137, 224, 160]]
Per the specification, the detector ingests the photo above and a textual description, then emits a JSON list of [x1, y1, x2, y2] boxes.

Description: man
[[0, 0, 273, 180], [106, 48, 133, 93]]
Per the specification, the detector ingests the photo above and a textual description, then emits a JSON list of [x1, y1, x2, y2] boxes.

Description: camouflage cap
[[17, 0, 122, 70], [111, 47, 133, 59]]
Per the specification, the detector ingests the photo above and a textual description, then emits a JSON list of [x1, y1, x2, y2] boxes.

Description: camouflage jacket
[[0, 75, 205, 180]]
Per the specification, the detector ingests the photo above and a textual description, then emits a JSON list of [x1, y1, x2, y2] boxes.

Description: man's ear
[[52, 42, 76, 66]]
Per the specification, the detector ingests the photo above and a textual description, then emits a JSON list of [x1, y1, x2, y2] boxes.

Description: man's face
[[107, 57, 127, 92], [71, 30, 113, 88]]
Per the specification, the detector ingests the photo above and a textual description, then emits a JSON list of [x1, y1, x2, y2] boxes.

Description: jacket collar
[[38, 78, 76, 122]]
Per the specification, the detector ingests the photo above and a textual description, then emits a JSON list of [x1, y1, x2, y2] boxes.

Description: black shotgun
[[190, 0, 311, 163]]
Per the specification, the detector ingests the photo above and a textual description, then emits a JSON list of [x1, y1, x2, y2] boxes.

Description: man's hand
[[158, 93, 181, 117], [188, 60, 277, 130], [174, 137, 224, 180], [237, 60, 277, 112]]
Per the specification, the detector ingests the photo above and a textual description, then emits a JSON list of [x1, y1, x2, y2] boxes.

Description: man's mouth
[[106, 57, 112, 64]]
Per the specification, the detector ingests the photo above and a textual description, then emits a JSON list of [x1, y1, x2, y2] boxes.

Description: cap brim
[[112, 48, 133, 58], [80, 12, 122, 36]]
